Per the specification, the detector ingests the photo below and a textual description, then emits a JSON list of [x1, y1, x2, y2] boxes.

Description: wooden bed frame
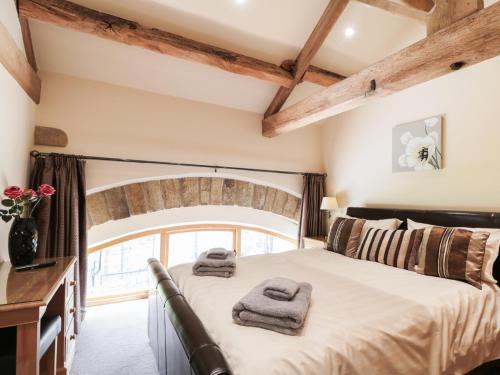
[[147, 207, 500, 375]]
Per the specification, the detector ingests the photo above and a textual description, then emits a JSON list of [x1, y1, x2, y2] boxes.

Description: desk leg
[[40, 339, 57, 375], [17, 321, 40, 375]]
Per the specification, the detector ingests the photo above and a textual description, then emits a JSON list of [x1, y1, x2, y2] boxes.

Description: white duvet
[[169, 249, 500, 375]]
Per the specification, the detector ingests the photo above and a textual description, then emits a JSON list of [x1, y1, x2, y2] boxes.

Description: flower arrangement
[[0, 184, 56, 223]]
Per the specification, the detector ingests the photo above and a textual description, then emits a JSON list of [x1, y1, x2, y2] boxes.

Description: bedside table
[[303, 236, 327, 249]]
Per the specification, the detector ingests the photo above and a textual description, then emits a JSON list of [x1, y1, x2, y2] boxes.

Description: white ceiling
[[30, 0, 446, 113]]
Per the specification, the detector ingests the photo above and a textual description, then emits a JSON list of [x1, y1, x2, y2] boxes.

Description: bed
[[147, 207, 500, 375]]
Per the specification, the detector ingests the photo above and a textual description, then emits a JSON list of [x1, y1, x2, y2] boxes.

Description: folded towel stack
[[192, 249, 236, 278], [206, 247, 233, 260], [263, 277, 300, 301], [232, 277, 312, 335]]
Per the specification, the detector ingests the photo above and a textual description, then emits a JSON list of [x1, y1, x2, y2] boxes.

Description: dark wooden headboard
[[346, 207, 500, 285]]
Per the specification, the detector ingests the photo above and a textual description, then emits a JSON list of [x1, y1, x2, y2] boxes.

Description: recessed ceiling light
[[344, 27, 355, 38], [235, 0, 247, 5]]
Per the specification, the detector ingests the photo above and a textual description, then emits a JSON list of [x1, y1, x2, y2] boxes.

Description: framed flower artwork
[[392, 116, 442, 173]]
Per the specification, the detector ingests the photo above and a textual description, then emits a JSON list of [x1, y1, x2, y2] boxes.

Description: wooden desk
[[0, 257, 78, 375]]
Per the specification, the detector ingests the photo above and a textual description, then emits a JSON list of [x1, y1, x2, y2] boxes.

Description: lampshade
[[320, 197, 339, 210]]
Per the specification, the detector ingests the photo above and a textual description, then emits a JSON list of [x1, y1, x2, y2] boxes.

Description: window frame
[[87, 224, 296, 306]]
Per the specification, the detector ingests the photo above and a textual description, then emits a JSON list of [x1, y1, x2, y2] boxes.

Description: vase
[[8, 218, 38, 266]]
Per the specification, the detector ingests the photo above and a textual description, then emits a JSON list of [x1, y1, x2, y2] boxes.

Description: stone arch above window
[[87, 177, 301, 228]]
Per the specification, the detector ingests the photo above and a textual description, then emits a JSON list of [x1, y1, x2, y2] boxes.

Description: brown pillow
[[356, 228, 424, 271], [415, 227, 490, 289], [326, 217, 366, 257]]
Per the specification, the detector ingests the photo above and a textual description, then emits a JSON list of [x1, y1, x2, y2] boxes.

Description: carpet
[[71, 299, 159, 375]]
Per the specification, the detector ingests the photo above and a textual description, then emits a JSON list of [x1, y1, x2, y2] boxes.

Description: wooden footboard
[[147, 258, 232, 375]]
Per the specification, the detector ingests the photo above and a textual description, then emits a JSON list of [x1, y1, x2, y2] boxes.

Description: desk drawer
[[65, 292, 76, 333], [65, 266, 76, 300], [65, 317, 76, 364]]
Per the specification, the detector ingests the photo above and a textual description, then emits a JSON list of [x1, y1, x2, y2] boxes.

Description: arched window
[[87, 225, 296, 305]]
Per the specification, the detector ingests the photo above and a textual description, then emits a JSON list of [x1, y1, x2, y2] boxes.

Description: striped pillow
[[356, 228, 424, 270], [326, 217, 366, 257], [415, 227, 490, 289]]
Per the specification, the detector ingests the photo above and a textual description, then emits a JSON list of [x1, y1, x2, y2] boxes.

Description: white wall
[[322, 56, 500, 212], [0, 1, 36, 262], [36, 72, 324, 244]]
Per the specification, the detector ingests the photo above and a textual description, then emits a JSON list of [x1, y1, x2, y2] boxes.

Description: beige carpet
[[71, 299, 159, 375]]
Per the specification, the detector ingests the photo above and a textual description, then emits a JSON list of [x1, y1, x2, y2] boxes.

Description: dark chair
[[0, 315, 62, 375]]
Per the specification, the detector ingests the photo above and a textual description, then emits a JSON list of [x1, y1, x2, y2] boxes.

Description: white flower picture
[[393, 116, 442, 173]]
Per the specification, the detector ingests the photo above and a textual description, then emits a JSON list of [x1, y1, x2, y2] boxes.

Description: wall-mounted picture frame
[[392, 115, 442, 173]]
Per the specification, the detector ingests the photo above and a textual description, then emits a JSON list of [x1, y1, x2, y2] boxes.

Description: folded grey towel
[[193, 251, 236, 277], [207, 247, 231, 260], [263, 277, 300, 301], [232, 280, 312, 335]]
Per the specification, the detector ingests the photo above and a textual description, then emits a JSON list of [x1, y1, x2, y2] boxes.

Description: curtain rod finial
[[30, 150, 40, 158]]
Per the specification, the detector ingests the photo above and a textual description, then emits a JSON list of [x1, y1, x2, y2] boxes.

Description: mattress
[[169, 249, 500, 375]]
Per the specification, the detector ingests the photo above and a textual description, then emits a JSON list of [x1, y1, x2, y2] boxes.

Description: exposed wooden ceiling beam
[[18, 0, 291, 87], [264, 0, 349, 117], [0, 20, 41, 103], [303, 64, 346, 87], [354, 0, 431, 23], [401, 0, 434, 12], [18, 0, 344, 89], [262, 2, 500, 137], [19, 16, 38, 71], [280, 60, 346, 87], [427, 0, 483, 35]]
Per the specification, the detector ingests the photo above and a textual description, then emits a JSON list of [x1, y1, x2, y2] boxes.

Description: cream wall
[[36, 72, 324, 244], [322, 56, 500, 212], [0, 1, 36, 262]]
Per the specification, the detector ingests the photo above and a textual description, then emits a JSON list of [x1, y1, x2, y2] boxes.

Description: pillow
[[356, 228, 424, 271], [415, 226, 489, 289], [326, 216, 366, 257], [408, 219, 500, 285], [363, 218, 403, 229], [346, 215, 402, 243]]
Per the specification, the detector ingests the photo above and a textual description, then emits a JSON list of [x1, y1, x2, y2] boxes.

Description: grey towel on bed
[[207, 247, 231, 260], [232, 280, 312, 335], [192, 251, 236, 277], [263, 277, 300, 301]]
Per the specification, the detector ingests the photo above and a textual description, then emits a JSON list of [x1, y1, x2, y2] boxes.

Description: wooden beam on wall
[[264, 0, 349, 117], [34, 126, 68, 147], [402, 0, 435, 12], [262, 2, 500, 137], [427, 0, 483, 35], [354, 0, 431, 23], [0, 20, 41, 104], [18, 0, 343, 89], [19, 16, 37, 71]]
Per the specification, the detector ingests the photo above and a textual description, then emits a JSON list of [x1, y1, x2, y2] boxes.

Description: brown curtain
[[298, 174, 325, 247], [30, 155, 87, 333]]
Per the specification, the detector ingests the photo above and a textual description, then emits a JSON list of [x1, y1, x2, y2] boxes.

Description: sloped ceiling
[[29, 0, 434, 113]]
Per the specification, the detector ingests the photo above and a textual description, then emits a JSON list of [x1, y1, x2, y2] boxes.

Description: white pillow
[[363, 218, 403, 229], [346, 216, 403, 241], [407, 218, 500, 285]]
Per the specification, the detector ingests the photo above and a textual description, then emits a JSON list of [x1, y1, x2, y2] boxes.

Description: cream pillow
[[347, 216, 403, 240], [408, 218, 500, 285]]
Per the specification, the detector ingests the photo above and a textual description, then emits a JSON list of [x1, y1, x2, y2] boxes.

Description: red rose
[[23, 189, 37, 199], [37, 184, 56, 197], [4, 186, 24, 199]]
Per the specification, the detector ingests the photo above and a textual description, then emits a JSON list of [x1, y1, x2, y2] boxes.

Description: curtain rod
[[30, 150, 326, 177]]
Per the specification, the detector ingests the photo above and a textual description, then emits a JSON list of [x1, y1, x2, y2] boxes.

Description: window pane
[[168, 231, 233, 268], [87, 234, 160, 297], [240, 230, 295, 257]]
